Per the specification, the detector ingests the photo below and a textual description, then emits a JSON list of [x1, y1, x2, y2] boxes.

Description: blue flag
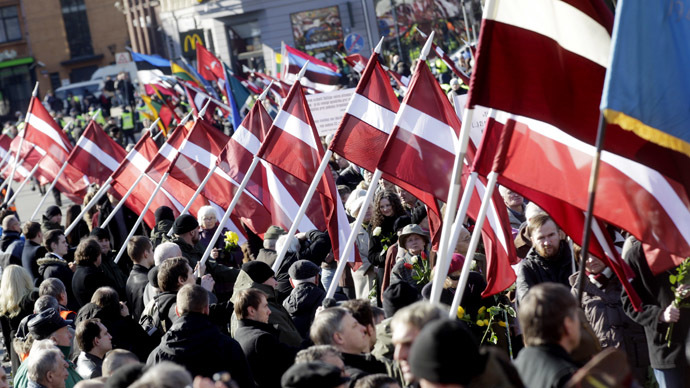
[[223, 64, 242, 130], [601, 0, 690, 158]]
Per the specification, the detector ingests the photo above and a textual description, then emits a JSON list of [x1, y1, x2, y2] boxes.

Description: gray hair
[[129, 361, 192, 388], [390, 301, 446, 332], [153, 242, 182, 266], [39, 278, 66, 299], [276, 234, 299, 254], [295, 345, 342, 364], [310, 307, 349, 345], [525, 201, 547, 222], [196, 205, 218, 225], [33, 296, 59, 314], [27, 347, 63, 383], [102, 349, 139, 376]]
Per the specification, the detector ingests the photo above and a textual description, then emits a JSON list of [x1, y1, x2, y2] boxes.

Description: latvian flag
[[281, 44, 341, 92]]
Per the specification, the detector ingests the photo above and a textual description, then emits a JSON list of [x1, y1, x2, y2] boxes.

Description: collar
[[238, 318, 278, 334], [49, 252, 65, 261]]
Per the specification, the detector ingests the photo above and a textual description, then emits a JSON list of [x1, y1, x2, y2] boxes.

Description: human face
[[379, 198, 393, 217], [53, 235, 68, 257], [262, 276, 278, 289], [392, 322, 420, 384], [562, 310, 581, 353], [585, 255, 606, 275], [95, 322, 113, 352], [254, 295, 271, 323], [336, 313, 369, 354], [98, 238, 110, 254], [190, 228, 200, 245], [531, 220, 561, 259], [50, 214, 62, 225], [51, 325, 73, 347], [502, 189, 524, 210], [182, 265, 196, 287], [396, 188, 417, 208], [201, 213, 217, 230], [363, 205, 373, 224], [50, 354, 69, 388], [404, 234, 425, 256]]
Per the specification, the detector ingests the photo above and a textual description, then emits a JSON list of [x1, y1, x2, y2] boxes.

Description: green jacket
[[13, 355, 82, 388]]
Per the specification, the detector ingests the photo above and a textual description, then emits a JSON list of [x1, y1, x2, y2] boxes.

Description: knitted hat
[[242, 261, 275, 284], [28, 308, 69, 340], [281, 362, 349, 388], [45, 205, 62, 218], [288, 260, 320, 280], [172, 214, 198, 235], [447, 253, 466, 274], [154, 206, 175, 223], [264, 225, 286, 240]]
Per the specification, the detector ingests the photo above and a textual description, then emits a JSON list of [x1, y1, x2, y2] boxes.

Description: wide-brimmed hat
[[398, 224, 430, 248]]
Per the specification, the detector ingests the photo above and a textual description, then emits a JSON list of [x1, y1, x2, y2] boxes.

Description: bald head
[[154, 242, 182, 266], [2, 215, 20, 233]]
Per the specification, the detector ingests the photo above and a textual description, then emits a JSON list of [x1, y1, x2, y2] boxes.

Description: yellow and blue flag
[[601, 0, 690, 158]]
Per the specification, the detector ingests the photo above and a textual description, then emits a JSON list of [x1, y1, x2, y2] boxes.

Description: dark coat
[[172, 236, 204, 268], [75, 352, 103, 379], [514, 344, 578, 388], [256, 248, 278, 267], [72, 264, 116, 307], [516, 241, 573, 303], [336, 164, 363, 190], [126, 264, 150, 321], [22, 240, 46, 282], [1, 230, 21, 254], [150, 219, 173, 248], [282, 282, 326, 339], [274, 230, 331, 304], [37, 254, 79, 311], [235, 319, 299, 388], [341, 352, 389, 381], [621, 237, 690, 370], [41, 217, 63, 235], [368, 216, 397, 268], [148, 312, 255, 387]]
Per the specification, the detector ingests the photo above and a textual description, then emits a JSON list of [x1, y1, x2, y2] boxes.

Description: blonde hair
[[0, 265, 34, 318]]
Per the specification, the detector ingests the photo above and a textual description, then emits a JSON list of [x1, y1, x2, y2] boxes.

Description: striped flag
[[23, 96, 73, 163], [67, 121, 127, 185], [281, 44, 341, 92]]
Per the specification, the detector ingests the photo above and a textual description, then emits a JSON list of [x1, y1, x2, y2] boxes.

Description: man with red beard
[[516, 214, 573, 303]]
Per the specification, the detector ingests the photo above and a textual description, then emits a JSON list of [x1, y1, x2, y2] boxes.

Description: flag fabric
[[221, 64, 243, 130], [467, 0, 690, 273], [67, 121, 127, 185], [281, 44, 341, 92], [472, 110, 645, 308], [256, 78, 355, 264], [142, 95, 175, 135], [131, 50, 170, 85], [601, 0, 690, 158], [0, 134, 12, 166], [375, 59, 516, 296], [196, 43, 224, 82], [416, 29, 470, 84], [329, 50, 399, 173], [171, 61, 201, 87], [343, 54, 368, 74], [184, 85, 217, 123], [23, 96, 73, 163]]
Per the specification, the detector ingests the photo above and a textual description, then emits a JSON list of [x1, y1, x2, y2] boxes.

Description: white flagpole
[[100, 172, 145, 228], [6, 83, 38, 204], [0, 155, 26, 193], [0, 149, 14, 171], [63, 177, 112, 236], [7, 154, 46, 204], [114, 171, 171, 264], [448, 171, 499, 318], [167, 165, 216, 238]]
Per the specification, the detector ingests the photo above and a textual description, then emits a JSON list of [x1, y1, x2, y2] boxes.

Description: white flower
[[373, 226, 382, 236], [411, 256, 419, 264]]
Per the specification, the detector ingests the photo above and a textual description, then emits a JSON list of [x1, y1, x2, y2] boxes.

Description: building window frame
[[0, 6, 22, 44]]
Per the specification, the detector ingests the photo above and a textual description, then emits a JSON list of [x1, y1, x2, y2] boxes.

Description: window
[[0, 6, 22, 43], [60, 0, 94, 57]]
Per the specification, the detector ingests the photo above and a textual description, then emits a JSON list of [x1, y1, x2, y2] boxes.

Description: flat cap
[[288, 260, 320, 280], [28, 308, 69, 340], [264, 225, 286, 240], [281, 361, 349, 388]]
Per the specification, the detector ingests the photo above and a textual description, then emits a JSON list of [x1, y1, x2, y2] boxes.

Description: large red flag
[[24, 96, 73, 163], [256, 79, 355, 264], [196, 44, 224, 82], [67, 121, 127, 185]]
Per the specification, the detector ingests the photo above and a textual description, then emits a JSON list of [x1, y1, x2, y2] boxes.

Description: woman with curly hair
[[368, 190, 407, 268], [0, 265, 38, 372]]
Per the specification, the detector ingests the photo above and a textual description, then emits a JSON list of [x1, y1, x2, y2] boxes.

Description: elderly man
[[498, 186, 526, 230], [234, 288, 299, 388], [1, 214, 23, 259], [283, 260, 325, 340], [311, 307, 389, 380], [75, 319, 112, 379], [516, 214, 572, 303], [27, 346, 69, 388], [256, 225, 286, 266]]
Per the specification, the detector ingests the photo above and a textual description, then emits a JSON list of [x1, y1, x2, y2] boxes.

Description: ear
[[247, 306, 256, 319], [558, 229, 566, 240], [332, 331, 344, 346]]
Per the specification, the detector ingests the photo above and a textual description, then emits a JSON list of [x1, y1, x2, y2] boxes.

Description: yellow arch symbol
[[183, 34, 203, 52]]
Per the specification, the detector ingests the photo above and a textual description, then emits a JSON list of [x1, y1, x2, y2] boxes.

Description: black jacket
[[72, 264, 116, 307], [235, 319, 299, 388], [1, 230, 21, 254], [514, 344, 577, 388], [22, 240, 47, 282], [274, 230, 331, 304], [37, 254, 79, 311], [516, 241, 573, 303], [150, 219, 173, 248], [126, 264, 150, 321], [148, 312, 255, 387], [282, 282, 326, 339], [341, 352, 390, 381]]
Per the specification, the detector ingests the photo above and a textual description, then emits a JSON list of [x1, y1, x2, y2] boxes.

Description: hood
[[37, 255, 68, 271], [157, 313, 218, 359], [283, 283, 326, 315]]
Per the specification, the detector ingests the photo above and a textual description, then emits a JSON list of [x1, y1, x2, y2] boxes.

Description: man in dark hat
[[283, 260, 325, 339], [282, 361, 350, 388], [256, 225, 286, 266], [150, 206, 174, 248], [42, 206, 63, 234], [170, 214, 203, 268]]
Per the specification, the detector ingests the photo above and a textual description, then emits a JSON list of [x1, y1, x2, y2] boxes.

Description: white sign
[[453, 93, 490, 147], [305, 88, 355, 137], [115, 52, 131, 64]]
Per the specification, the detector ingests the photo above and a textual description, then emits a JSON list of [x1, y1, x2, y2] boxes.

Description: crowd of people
[[0, 148, 686, 388]]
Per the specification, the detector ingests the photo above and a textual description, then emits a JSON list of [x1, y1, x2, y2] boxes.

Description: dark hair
[[234, 288, 265, 320], [176, 284, 208, 315], [89, 227, 110, 241], [91, 287, 120, 310], [38, 278, 66, 299], [76, 318, 102, 352], [527, 214, 558, 240], [23, 221, 42, 240], [342, 299, 375, 328], [519, 283, 578, 346], [74, 237, 101, 265], [371, 190, 406, 229], [157, 257, 190, 292], [127, 236, 152, 263], [353, 374, 399, 388], [43, 229, 64, 252]]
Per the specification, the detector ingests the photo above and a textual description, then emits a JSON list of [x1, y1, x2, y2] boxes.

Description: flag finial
[[31, 82, 39, 97], [419, 31, 435, 61], [258, 81, 273, 101], [297, 61, 309, 81], [374, 37, 384, 54], [414, 26, 428, 39], [198, 98, 212, 119]]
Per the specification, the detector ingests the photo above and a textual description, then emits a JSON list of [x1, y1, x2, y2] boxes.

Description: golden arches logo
[[183, 34, 203, 52]]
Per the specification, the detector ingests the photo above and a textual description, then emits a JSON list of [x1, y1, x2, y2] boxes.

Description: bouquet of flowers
[[666, 257, 690, 347], [403, 252, 431, 285], [224, 231, 239, 252], [455, 303, 515, 346]]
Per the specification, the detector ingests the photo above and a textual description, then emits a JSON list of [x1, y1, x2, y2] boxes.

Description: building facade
[[0, 0, 35, 117]]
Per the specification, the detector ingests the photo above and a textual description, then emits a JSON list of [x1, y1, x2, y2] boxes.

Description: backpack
[[139, 293, 175, 339]]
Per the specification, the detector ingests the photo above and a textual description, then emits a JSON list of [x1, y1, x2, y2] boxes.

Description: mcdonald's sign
[[180, 29, 205, 59]]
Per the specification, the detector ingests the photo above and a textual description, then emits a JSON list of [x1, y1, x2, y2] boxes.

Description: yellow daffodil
[[456, 306, 465, 319]]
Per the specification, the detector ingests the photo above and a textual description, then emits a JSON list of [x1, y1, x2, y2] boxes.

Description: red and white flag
[[256, 79, 355, 264], [23, 96, 73, 163], [67, 121, 127, 186], [468, 0, 690, 273], [0, 134, 12, 162]]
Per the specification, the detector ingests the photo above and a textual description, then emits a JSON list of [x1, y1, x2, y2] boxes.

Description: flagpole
[[168, 164, 216, 238], [29, 108, 101, 213], [199, 157, 260, 269], [0, 149, 14, 171], [448, 171, 499, 318], [6, 82, 38, 204], [114, 171, 171, 264], [576, 114, 608, 306], [64, 178, 112, 235], [0, 155, 26, 193], [101, 172, 145, 228], [326, 169, 382, 299], [7, 154, 45, 204]]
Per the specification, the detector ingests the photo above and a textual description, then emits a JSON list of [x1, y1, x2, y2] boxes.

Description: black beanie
[[154, 206, 175, 223], [242, 261, 275, 284], [45, 205, 61, 218], [90, 227, 110, 241], [172, 214, 198, 235], [382, 281, 420, 318]]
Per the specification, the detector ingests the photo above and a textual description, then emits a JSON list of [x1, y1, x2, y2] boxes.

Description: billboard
[[290, 6, 343, 60]]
